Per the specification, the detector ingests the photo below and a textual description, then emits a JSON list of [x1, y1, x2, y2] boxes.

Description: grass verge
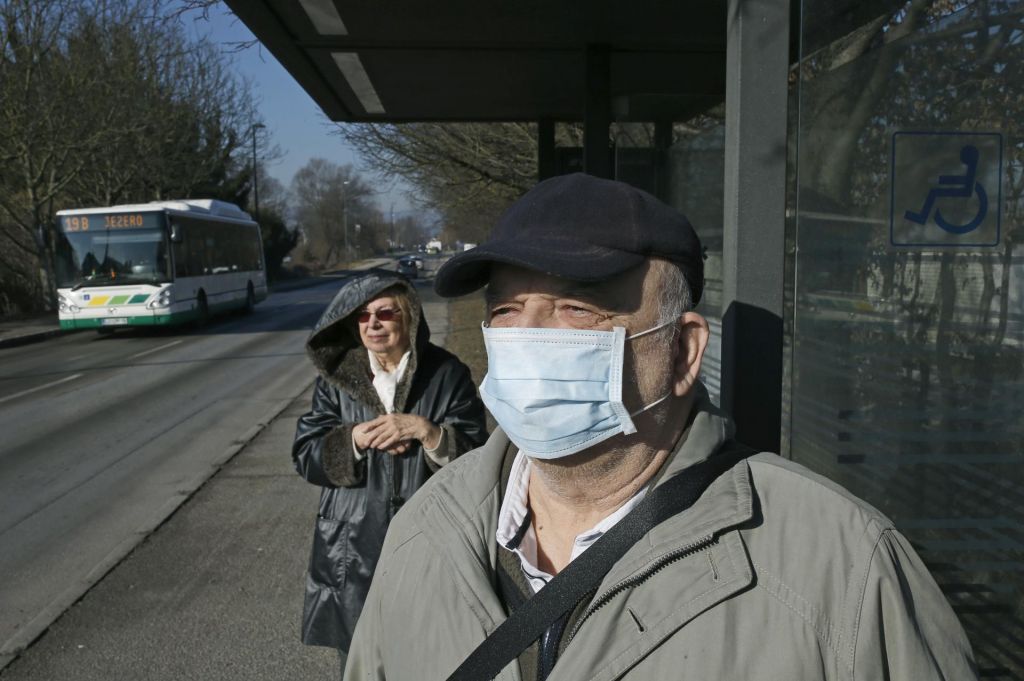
[[444, 291, 497, 433]]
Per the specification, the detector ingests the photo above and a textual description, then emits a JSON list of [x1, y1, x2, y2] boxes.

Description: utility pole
[[390, 203, 395, 248], [342, 180, 350, 268], [251, 123, 265, 219]]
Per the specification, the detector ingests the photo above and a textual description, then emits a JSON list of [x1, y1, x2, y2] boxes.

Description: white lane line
[[129, 340, 183, 360], [0, 373, 83, 405]]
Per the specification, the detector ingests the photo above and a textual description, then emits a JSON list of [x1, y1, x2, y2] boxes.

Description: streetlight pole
[[251, 123, 265, 219], [342, 179, 350, 268]]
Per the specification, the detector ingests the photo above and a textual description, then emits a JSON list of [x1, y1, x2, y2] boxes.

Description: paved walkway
[[0, 314, 65, 348]]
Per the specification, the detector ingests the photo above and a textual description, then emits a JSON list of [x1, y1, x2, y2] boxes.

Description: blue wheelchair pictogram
[[903, 145, 987, 235]]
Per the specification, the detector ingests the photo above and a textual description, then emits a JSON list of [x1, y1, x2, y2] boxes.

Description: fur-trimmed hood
[[306, 269, 428, 412]]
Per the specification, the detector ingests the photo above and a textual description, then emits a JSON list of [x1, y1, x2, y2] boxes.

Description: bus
[[54, 199, 268, 330]]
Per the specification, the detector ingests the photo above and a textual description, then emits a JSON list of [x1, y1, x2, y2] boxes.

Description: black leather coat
[[292, 271, 487, 650]]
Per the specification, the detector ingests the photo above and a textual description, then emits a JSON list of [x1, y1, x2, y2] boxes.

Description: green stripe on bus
[[129, 294, 150, 304], [59, 311, 192, 330], [109, 295, 130, 305]]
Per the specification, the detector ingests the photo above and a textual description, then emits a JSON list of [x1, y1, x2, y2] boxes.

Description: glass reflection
[[791, 1, 1024, 677]]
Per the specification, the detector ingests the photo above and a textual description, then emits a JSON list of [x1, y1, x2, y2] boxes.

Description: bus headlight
[[57, 294, 79, 313], [147, 290, 173, 309]]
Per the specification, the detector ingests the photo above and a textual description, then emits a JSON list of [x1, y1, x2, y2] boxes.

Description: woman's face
[[356, 295, 410, 358]]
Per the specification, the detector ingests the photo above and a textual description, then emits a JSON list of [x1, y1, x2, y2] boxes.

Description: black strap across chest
[[445, 444, 754, 681]]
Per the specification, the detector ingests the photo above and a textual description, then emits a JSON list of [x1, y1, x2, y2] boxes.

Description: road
[[0, 274, 366, 665]]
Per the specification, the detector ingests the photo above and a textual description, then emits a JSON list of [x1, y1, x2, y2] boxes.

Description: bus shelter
[[228, 0, 1024, 676]]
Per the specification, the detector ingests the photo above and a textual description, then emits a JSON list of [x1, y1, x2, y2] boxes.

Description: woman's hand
[[354, 414, 442, 456]]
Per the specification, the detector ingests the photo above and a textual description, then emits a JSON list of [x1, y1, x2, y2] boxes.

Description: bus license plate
[[101, 318, 129, 326]]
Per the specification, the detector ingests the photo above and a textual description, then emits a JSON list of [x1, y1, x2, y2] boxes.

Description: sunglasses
[[357, 307, 401, 323]]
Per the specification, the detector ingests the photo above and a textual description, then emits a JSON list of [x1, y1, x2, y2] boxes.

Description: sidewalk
[[0, 278, 453, 680], [0, 314, 65, 349]]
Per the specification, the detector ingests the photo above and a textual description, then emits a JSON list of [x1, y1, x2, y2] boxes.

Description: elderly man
[[344, 173, 976, 681]]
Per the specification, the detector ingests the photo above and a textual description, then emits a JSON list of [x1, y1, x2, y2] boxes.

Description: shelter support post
[[654, 119, 673, 200], [538, 119, 557, 181], [720, 0, 789, 453], [584, 45, 612, 179]]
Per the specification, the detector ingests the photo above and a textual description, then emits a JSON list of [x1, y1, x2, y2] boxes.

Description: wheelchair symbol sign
[[890, 132, 1002, 247]]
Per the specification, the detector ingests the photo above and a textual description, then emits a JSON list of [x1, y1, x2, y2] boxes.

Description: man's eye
[[490, 306, 515, 317]]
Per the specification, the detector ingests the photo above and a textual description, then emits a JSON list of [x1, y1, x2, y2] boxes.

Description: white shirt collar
[[367, 349, 411, 413], [495, 450, 648, 593]]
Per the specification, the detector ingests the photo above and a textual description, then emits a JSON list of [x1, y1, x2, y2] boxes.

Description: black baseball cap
[[433, 173, 704, 304]]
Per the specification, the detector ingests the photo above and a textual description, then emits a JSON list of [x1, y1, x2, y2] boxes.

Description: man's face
[[486, 262, 674, 415]]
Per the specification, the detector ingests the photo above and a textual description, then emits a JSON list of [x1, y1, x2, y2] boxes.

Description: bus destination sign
[[61, 212, 164, 232]]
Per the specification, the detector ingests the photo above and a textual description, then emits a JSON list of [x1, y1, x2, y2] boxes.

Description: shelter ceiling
[[225, 0, 729, 122]]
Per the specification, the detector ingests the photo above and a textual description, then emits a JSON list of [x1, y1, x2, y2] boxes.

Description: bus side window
[[172, 221, 190, 278], [190, 224, 205, 276], [207, 225, 223, 274]]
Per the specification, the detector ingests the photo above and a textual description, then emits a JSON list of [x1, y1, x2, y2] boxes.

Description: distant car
[[397, 257, 419, 278]]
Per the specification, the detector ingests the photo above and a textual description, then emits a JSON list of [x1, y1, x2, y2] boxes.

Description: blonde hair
[[373, 285, 413, 324]]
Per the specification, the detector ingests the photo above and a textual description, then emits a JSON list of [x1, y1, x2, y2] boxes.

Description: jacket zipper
[[566, 534, 716, 644]]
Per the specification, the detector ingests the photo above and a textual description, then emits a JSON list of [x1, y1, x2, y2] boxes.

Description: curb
[[0, 373, 318, 671], [0, 328, 71, 350]]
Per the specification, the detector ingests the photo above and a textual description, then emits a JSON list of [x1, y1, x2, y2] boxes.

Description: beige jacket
[[345, 391, 977, 681]]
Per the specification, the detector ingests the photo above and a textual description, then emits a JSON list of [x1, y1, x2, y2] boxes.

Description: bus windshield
[[56, 228, 172, 289]]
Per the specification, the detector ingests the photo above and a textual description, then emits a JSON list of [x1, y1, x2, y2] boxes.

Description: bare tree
[[338, 122, 551, 244], [290, 158, 380, 268], [0, 0, 260, 314]]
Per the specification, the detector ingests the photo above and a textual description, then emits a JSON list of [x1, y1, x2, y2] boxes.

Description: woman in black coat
[[292, 270, 487, 665]]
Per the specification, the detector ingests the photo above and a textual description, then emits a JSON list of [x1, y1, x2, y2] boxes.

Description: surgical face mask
[[479, 320, 673, 460]]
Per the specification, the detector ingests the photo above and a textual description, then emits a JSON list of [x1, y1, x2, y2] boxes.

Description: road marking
[[0, 373, 83, 405], [129, 340, 183, 359]]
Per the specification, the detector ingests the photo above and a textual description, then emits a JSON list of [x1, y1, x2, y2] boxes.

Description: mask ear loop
[[630, 392, 671, 417], [627, 318, 677, 340], [624, 319, 677, 418]]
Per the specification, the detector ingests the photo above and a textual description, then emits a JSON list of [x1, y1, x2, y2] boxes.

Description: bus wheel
[[195, 292, 209, 327], [244, 283, 255, 314]]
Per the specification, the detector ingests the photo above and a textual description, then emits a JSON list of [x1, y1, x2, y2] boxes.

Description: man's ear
[[671, 312, 710, 397]]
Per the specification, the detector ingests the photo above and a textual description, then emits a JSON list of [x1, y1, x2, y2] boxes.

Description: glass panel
[[55, 229, 171, 288], [664, 113, 725, 403], [790, 2, 1024, 677], [610, 114, 726, 403]]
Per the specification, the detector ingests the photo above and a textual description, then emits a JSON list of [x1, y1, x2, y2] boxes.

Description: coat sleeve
[[424, 359, 489, 473], [292, 376, 367, 488], [853, 528, 978, 680]]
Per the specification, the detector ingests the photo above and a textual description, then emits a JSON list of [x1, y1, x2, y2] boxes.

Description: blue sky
[[184, 5, 417, 217]]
